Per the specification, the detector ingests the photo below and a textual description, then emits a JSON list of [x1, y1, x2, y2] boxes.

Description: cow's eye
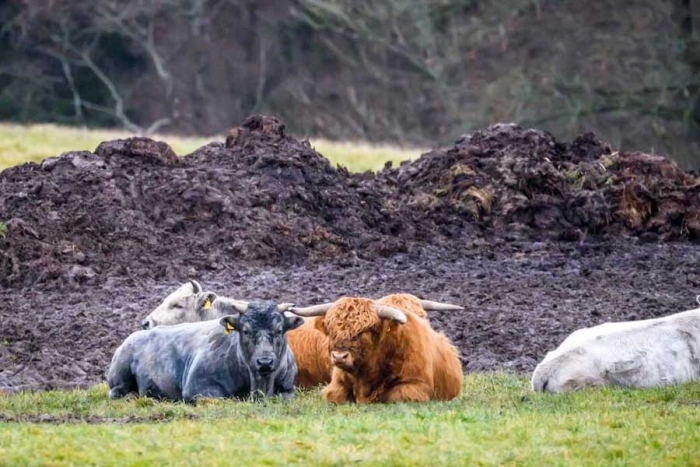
[[171, 304, 183, 310], [242, 329, 251, 336]]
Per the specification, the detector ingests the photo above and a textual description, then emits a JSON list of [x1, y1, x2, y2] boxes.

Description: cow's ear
[[220, 315, 240, 335], [314, 317, 328, 335], [284, 315, 304, 331], [197, 292, 218, 314]]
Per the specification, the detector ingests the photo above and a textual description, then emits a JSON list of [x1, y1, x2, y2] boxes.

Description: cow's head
[[289, 296, 462, 374], [287, 297, 406, 374], [219, 301, 302, 379], [142, 280, 217, 329]]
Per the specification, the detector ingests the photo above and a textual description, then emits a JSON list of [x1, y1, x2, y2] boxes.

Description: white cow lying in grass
[[531, 296, 700, 393]]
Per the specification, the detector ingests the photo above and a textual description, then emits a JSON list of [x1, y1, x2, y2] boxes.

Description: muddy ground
[[1, 116, 699, 391]]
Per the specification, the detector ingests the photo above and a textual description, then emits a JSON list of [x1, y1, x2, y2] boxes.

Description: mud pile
[[0, 116, 404, 288], [381, 123, 700, 242], [1, 116, 698, 288]]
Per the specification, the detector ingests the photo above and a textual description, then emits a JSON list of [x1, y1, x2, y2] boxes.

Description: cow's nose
[[331, 351, 349, 362], [142, 319, 151, 330], [256, 356, 274, 369]]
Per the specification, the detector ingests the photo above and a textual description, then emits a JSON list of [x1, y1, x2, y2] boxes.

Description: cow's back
[[119, 320, 227, 399], [378, 294, 428, 319], [590, 316, 700, 387], [287, 318, 331, 388], [430, 331, 463, 400], [533, 310, 700, 392], [393, 314, 463, 401], [389, 295, 462, 398]]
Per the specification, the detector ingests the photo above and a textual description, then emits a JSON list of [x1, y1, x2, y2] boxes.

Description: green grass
[[310, 139, 423, 172], [2, 374, 700, 466], [0, 124, 210, 170], [0, 123, 422, 173]]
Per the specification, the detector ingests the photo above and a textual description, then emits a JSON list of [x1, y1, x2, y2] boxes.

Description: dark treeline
[[2, 0, 700, 168]]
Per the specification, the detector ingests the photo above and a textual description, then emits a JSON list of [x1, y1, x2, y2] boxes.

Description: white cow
[[141, 280, 242, 329], [531, 296, 700, 393], [141, 280, 293, 329]]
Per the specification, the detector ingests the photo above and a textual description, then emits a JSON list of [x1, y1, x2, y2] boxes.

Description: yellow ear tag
[[224, 322, 235, 335], [203, 298, 212, 310]]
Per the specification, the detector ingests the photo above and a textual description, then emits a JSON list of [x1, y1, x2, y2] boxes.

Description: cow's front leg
[[322, 369, 355, 404], [274, 364, 297, 400], [183, 384, 226, 404], [385, 382, 432, 403], [274, 377, 296, 400]]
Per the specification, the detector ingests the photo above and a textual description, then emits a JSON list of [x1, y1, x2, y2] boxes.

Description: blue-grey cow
[[107, 300, 304, 402]]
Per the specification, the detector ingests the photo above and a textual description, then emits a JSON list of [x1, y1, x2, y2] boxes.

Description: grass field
[[0, 123, 423, 173], [1, 374, 700, 466]]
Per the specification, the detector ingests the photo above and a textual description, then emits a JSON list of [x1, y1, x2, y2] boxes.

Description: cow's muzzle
[[255, 356, 275, 375], [331, 350, 353, 370]]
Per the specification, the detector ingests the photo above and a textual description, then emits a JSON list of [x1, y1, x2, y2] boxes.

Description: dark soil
[[378, 124, 700, 243], [1, 115, 699, 392]]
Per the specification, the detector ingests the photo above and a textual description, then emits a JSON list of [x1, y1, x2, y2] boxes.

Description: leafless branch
[[252, 32, 268, 113], [80, 50, 142, 133], [60, 58, 84, 125], [145, 20, 173, 96], [144, 117, 172, 136]]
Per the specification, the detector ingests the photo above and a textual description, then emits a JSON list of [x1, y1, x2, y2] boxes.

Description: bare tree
[[1, 0, 700, 168]]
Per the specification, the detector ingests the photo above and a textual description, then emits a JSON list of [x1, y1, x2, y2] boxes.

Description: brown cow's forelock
[[323, 298, 381, 341]]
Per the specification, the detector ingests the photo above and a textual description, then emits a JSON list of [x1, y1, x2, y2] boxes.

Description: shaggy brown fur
[[287, 294, 434, 388], [320, 298, 382, 341], [315, 295, 463, 403], [287, 318, 331, 388]]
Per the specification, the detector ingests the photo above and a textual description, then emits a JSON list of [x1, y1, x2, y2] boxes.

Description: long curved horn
[[373, 304, 407, 324], [288, 303, 335, 317], [420, 299, 464, 311], [697, 294, 700, 307], [277, 303, 295, 312], [190, 280, 202, 294]]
